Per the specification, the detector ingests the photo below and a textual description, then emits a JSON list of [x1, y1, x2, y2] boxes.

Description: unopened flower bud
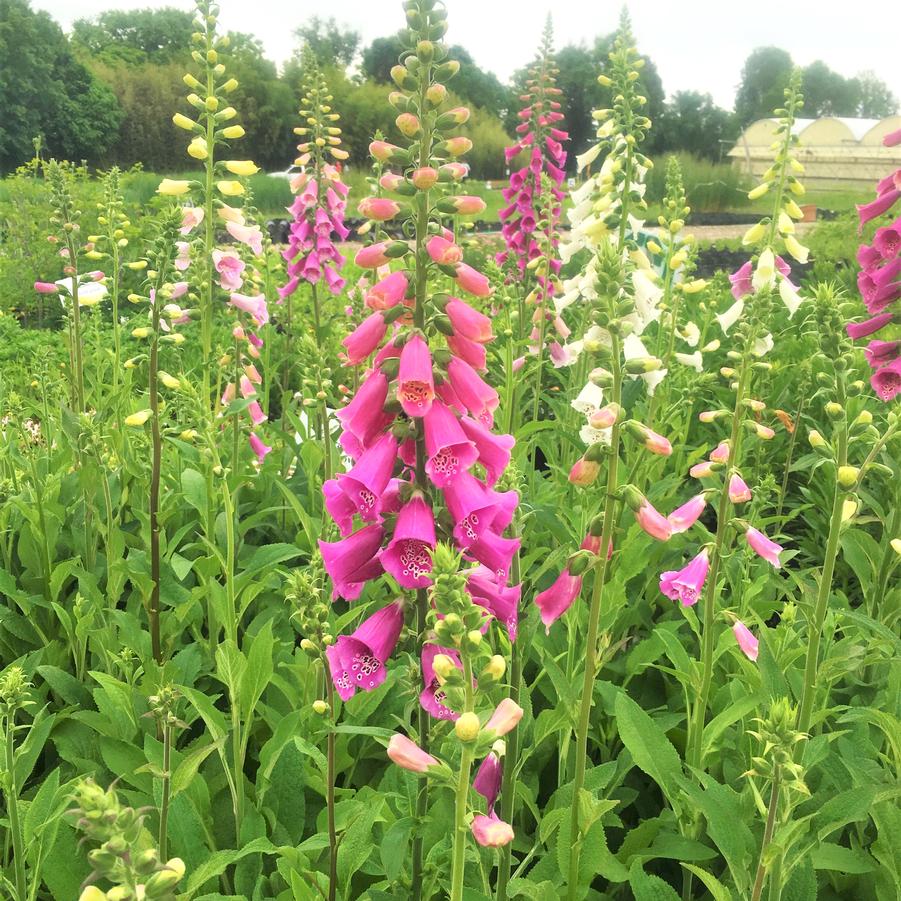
[[836, 465, 859, 489], [312, 699, 329, 715], [455, 711, 481, 742]]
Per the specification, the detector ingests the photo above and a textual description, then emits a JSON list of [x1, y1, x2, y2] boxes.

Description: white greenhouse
[[729, 116, 901, 187]]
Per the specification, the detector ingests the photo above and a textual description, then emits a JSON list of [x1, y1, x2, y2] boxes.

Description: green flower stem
[[450, 655, 475, 901], [496, 520, 522, 901], [410, 54, 434, 901], [325, 676, 338, 901], [776, 393, 806, 522], [159, 720, 173, 860], [751, 766, 782, 901], [148, 294, 163, 665], [796, 387, 848, 737], [566, 338, 622, 901], [4, 715, 26, 901], [686, 348, 753, 771]]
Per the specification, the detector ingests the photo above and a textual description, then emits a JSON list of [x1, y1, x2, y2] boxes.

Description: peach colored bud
[[411, 167, 439, 190], [485, 698, 523, 737]]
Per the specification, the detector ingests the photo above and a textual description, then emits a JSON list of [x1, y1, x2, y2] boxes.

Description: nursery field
[[0, 2, 899, 901]]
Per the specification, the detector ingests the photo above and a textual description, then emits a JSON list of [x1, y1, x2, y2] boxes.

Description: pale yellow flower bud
[[125, 409, 152, 427]]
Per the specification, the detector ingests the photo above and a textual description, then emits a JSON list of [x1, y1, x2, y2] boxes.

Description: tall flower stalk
[[685, 73, 808, 775], [497, 17, 567, 429], [318, 4, 520, 895], [124, 208, 188, 663], [166, 0, 254, 407], [538, 17, 672, 898], [280, 49, 349, 333]]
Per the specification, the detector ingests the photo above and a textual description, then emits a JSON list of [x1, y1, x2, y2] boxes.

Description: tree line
[[0, 2, 897, 177]]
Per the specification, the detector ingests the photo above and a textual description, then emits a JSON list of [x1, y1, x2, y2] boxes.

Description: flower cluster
[[160, 0, 266, 398], [497, 17, 567, 276], [280, 52, 350, 301], [721, 74, 808, 342], [557, 17, 665, 423], [69, 779, 186, 901], [852, 125, 901, 402], [318, 2, 520, 711], [386, 544, 521, 855]]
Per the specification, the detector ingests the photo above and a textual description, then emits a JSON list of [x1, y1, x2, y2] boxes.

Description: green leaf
[[337, 798, 383, 894], [380, 816, 412, 883], [811, 842, 875, 873], [614, 689, 682, 805], [628, 860, 681, 900], [183, 837, 275, 896], [181, 468, 208, 515], [680, 863, 734, 901], [171, 739, 224, 797], [240, 621, 275, 725]]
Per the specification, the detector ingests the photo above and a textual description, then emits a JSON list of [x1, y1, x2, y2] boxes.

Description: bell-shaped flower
[[732, 620, 759, 662], [419, 644, 461, 721], [745, 526, 783, 568], [336, 432, 398, 521], [659, 549, 709, 607], [387, 733, 442, 773], [319, 524, 385, 601], [343, 312, 387, 365], [423, 402, 478, 488], [459, 415, 514, 487], [327, 598, 405, 700], [381, 495, 436, 589], [397, 335, 435, 417]]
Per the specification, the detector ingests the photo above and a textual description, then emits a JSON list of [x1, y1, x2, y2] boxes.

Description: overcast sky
[[32, 0, 901, 111]]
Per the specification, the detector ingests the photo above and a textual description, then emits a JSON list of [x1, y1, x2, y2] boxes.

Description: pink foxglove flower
[[355, 242, 392, 269], [343, 312, 388, 365], [864, 339, 900, 369], [454, 263, 491, 297], [326, 599, 405, 700], [535, 569, 583, 632], [397, 335, 435, 417], [659, 549, 709, 607], [466, 566, 520, 640], [872, 358, 901, 401], [387, 734, 441, 773], [484, 698, 523, 737], [745, 526, 783, 568], [634, 498, 673, 542], [381, 495, 436, 589], [668, 494, 707, 533], [471, 812, 514, 848], [358, 196, 401, 221], [732, 620, 759, 662], [419, 644, 461, 721], [318, 524, 385, 601], [473, 751, 503, 811], [365, 271, 408, 310], [249, 432, 271, 464], [422, 402, 478, 488], [728, 474, 752, 503], [335, 432, 398, 521], [179, 206, 204, 234], [426, 235, 463, 265], [226, 221, 263, 255], [229, 292, 269, 327], [446, 298, 492, 343]]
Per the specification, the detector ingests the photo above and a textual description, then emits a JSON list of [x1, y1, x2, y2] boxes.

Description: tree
[[0, 0, 122, 171], [735, 47, 793, 126], [853, 71, 898, 118], [361, 34, 510, 118], [801, 60, 858, 117], [292, 17, 360, 69], [71, 7, 194, 64], [658, 91, 738, 161], [361, 33, 406, 84]]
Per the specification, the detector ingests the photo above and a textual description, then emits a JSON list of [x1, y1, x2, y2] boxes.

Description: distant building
[[729, 116, 901, 188]]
